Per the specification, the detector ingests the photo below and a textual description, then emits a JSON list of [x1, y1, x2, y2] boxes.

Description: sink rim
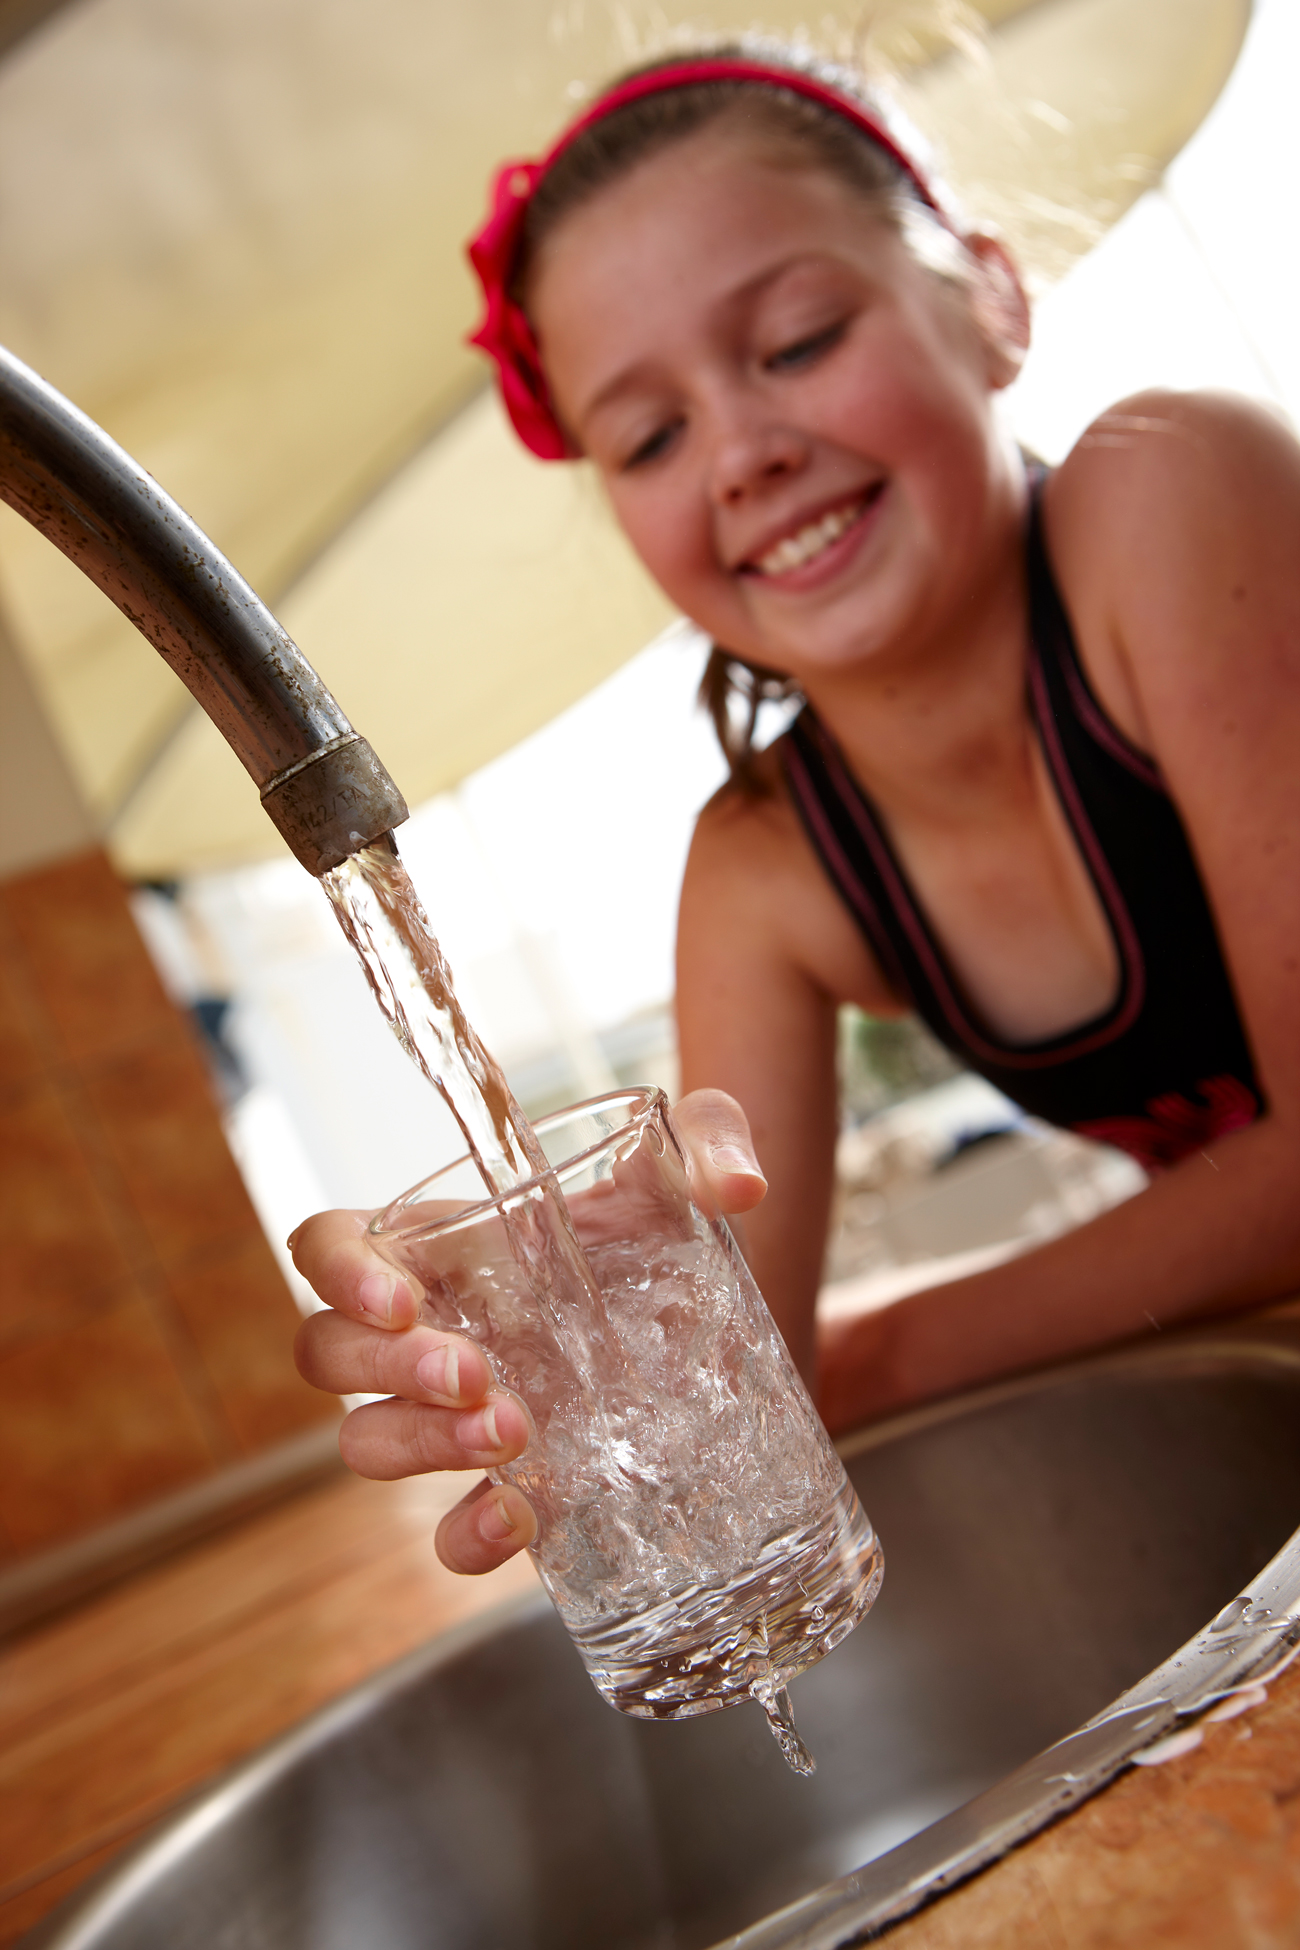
[[23, 1305, 1300, 1950], [728, 1308, 1300, 1947]]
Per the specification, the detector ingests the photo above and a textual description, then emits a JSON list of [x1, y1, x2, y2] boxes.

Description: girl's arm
[[675, 753, 904, 1380], [822, 390, 1300, 1429], [818, 1117, 1300, 1429]]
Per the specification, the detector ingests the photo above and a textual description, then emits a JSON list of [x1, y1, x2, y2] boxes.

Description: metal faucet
[[0, 343, 407, 875]]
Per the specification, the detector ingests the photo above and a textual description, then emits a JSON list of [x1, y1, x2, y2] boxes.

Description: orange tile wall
[[0, 846, 337, 1563]]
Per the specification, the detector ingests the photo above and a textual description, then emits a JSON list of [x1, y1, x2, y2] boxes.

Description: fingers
[[296, 1308, 531, 1477], [671, 1087, 768, 1216], [288, 1206, 539, 1572], [436, 1477, 539, 1575], [295, 1307, 494, 1407], [336, 1388, 531, 1479], [337, 1396, 537, 1572], [287, 1208, 420, 1330]]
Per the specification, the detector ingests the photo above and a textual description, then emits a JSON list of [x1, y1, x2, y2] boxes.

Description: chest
[[886, 743, 1120, 1044], [785, 726, 1122, 1048]]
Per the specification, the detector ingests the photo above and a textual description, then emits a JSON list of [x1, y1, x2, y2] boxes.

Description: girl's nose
[[707, 403, 809, 507]]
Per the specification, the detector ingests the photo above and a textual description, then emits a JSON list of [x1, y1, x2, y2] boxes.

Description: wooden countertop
[[889, 1659, 1300, 1948], [5, 1468, 1300, 1948]]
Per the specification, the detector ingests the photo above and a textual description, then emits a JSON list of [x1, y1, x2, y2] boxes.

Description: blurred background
[[0, 0, 1295, 1610]]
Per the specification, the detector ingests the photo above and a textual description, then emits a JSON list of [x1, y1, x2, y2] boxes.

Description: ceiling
[[0, 0, 1249, 876]]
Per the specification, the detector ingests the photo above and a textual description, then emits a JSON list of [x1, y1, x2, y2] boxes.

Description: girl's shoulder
[[1040, 388, 1300, 753], [1048, 386, 1295, 528], [682, 745, 901, 1016], [685, 744, 818, 922]]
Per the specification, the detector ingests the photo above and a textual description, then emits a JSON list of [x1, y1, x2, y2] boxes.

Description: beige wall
[[0, 602, 94, 879]]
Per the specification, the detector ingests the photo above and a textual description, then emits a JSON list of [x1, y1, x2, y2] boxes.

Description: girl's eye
[[623, 418, 683, 470], [765, 320, 847, 372]]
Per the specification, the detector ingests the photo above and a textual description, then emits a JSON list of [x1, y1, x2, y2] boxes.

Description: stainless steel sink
[[26, 1313, 1300, 1950]]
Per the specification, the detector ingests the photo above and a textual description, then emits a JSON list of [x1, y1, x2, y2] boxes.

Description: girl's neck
[[799, 506, 1033, 828]]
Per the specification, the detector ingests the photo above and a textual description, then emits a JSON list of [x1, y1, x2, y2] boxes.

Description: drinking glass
[[370, 1088, 883, 1727]]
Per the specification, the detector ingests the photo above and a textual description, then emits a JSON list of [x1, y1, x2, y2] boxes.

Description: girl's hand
[[290, 1090, 768, 1576], [291, 1210, 537, 1574], [668, 1086, 769, 1220]]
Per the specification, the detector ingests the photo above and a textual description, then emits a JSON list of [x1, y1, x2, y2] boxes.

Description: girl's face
[[528, 127, 1028, 686]]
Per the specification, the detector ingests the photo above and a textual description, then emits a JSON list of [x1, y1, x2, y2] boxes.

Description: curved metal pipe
[[0, 343, 407, 875]]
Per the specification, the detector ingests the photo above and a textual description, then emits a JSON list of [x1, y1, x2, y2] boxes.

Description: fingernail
[[479, 1491, 520, 1542], [414, 1342, 461, 1403], [711, 1144, 764, 1178], [358, 1272, 396, 1321], [458, 1401, 502, 1454]]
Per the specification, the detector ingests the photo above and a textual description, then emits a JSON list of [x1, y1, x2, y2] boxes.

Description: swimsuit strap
[[780, 467, 1262, 1165]]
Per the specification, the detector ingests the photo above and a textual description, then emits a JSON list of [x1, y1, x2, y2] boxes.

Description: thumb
[[669, 1087, 768, 1217]]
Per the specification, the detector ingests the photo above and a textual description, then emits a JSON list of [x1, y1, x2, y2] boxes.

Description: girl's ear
[[965, 234, 1031, 389]]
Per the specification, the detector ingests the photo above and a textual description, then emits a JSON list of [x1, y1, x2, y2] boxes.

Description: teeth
[[755, 497, 864, 577]]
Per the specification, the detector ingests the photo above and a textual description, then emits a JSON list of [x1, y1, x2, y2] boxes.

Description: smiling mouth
[[745, 486, 882, 579]]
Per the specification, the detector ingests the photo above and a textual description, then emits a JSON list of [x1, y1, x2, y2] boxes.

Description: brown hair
[[518, 47, 959, 794], [519, 54, 931, 286], [694, 652, 798, 795]]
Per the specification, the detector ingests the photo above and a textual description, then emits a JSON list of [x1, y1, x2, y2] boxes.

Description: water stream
[[323, 840, 618, 1380], [322, 836, 544, 1196]]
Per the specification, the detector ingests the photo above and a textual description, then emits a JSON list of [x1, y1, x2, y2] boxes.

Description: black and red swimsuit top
[[779, 472, 1262, 1173]]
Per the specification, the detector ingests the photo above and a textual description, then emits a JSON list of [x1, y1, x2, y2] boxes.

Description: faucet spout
[[0, 343, 408, 875]]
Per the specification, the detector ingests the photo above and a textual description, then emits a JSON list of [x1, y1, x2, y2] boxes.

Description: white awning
[[0, 0, 1248, 877]]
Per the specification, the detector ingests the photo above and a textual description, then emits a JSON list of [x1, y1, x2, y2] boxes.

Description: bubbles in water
[[568, 1481, 881, 1732]]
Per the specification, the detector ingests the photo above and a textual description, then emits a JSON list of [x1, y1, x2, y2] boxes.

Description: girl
[[291, 45, 1300, 1578]]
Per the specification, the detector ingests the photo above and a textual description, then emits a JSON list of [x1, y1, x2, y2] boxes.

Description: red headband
[[466, 57, 943, 461]]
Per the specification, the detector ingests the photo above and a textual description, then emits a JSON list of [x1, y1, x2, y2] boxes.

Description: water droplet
[[749, 1674, 816, 1776], [1210, 1595, 1253, 1634]]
